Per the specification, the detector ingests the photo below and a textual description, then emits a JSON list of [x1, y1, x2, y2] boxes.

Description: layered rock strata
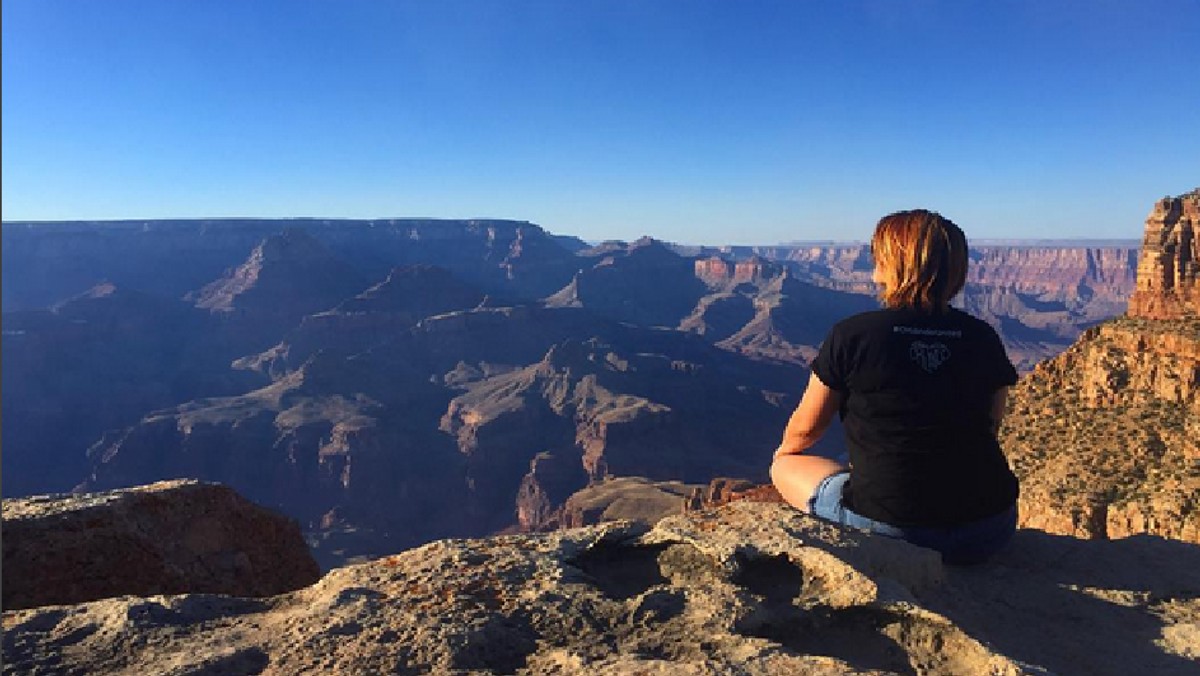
[[5, 497, 1198, 674], [688, 241, 1139, 371], [1, 480, 319, 611], [1128, 188, 1200, 320], [693, 255, 785, 285]]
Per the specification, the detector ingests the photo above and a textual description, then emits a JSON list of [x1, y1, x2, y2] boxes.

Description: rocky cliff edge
[[4, 490, 1199, 675]]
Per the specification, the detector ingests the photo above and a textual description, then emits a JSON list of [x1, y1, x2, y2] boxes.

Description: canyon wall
[[686, 241, 1140, 371], [0, 216, 1148, 563], [0, 218, 580, 311], [1000, 189, 1200, 544]]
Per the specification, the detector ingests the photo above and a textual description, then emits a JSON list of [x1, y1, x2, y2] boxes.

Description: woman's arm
[[989, 387, 1009, 436], [774, 372, 842, 458]]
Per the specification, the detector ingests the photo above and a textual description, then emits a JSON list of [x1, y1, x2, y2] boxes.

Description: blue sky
[[3, 1, 1198, 244]]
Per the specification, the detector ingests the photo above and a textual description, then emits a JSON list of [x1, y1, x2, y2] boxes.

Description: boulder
[[2, 480, 320, 610]]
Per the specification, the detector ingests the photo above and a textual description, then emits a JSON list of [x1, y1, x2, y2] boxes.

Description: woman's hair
[[870, 209, 968, 312]]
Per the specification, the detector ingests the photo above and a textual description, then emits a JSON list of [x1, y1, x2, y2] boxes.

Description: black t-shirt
[[810, 307, 1019, 527]]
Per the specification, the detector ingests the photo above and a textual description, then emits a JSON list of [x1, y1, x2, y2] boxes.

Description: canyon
[[5, 191, 1200, 673], [0, 207, 1149, 566]]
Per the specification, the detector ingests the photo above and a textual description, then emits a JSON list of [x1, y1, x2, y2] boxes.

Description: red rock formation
[[694, 256, 735, 283], [1, 480, 320, 610], [732, 256, 783, 283], [1128, 188, 1200, 320], [694, 255, 783, 286], [684, 477, 784, 512]]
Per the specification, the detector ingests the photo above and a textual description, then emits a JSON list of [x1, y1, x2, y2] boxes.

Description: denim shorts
[[807, 471, 1017, 565]]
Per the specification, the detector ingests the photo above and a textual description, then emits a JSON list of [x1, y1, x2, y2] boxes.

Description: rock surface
[[4, 499, 1198, 675], [1128, 188, 1200, 320], [1, 480, 320, 611]]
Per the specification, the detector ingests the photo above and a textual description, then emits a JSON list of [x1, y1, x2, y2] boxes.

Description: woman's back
[[811, 306, 1018, 526]]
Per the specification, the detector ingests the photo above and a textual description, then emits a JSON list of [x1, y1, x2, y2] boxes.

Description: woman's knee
[[770, 454, 845, 511]]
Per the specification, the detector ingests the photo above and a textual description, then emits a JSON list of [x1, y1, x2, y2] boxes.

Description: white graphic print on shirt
[[909, 340, 951, 373]]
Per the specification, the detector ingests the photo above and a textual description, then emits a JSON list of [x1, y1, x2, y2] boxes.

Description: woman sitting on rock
[[770, 209, 1019, 564]]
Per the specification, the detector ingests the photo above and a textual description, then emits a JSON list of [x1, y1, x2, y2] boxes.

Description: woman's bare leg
[[770, 454, 848, 512]]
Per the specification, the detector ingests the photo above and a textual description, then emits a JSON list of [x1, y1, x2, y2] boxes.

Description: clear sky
[[3, 1, 1198, 245]]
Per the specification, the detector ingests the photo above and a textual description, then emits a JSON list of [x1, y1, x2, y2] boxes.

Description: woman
[[770, 209, 1019, 564]]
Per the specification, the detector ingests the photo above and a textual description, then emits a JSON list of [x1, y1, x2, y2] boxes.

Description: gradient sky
[[3, 1, 1198, 244]]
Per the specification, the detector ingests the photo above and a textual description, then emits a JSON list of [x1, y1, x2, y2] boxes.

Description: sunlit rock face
[[1001, 315, 1200, 544], [1128, 188, 1200, 320]]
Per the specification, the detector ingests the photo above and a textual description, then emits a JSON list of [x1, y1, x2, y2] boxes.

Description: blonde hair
[[870, 209, 968, 312]]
